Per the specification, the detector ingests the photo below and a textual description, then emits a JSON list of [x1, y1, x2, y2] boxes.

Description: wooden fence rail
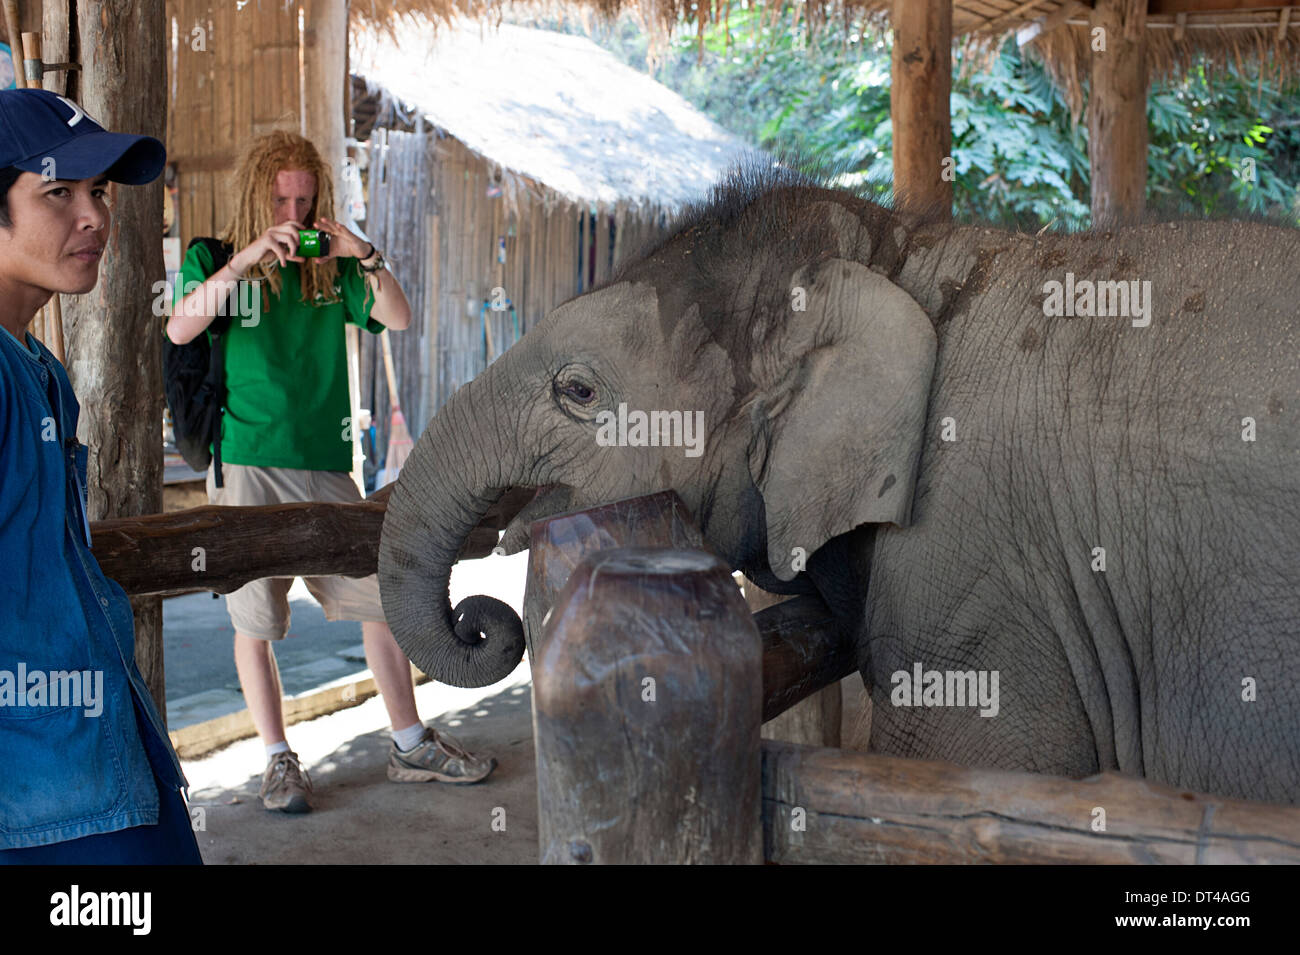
[[90, 485, 535, 597]]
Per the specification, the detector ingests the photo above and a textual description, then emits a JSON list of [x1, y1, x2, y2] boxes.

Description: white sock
[[265, 740, 291, 761], [392, 723, 426, 752]]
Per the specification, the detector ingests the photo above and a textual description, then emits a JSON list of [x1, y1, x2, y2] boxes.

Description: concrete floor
[[172, 547, 541, 864], [183, 661, 540, 865]]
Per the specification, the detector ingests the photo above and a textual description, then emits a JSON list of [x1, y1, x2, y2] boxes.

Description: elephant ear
[[749, 258, 936, 582]]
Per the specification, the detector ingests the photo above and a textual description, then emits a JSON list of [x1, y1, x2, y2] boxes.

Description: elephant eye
[[560, 380, 596, 404]]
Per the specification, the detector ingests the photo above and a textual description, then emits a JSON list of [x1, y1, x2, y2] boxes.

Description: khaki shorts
[[207, 463, 387, 641]]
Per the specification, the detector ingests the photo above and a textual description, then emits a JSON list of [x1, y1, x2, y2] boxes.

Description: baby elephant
[[379, 160, 1300, 806]]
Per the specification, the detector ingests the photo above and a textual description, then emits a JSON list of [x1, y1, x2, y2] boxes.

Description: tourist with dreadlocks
[[166, 131, 496, 814]]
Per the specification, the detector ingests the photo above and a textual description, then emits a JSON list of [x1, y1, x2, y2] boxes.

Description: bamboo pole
[[3, 0, 23, 89], [21, 30, 67, 365]]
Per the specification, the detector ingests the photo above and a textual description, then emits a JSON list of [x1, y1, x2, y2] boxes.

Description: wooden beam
[[1017, 1, 1087, 46], [891, 0, 953, 219], [1089, 0, 1148, 228], [762, 741, 1300, 864], [91, 485, 536, 598], [1149, 0, 1289, 13], [972, 0, 1051, 35]]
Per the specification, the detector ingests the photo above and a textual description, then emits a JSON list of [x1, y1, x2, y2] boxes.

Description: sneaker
[[388, 727, 497, 784], [260, 750, 313, 813]]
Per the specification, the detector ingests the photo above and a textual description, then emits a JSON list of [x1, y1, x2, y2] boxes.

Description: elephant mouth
[[497, 484, 576, 555], [430, 484, 574, 563]]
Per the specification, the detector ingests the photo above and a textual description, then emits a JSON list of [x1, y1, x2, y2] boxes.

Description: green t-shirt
[[170, 240, 384, 472]]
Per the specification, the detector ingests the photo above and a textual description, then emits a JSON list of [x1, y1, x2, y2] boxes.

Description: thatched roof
[[352, 2, 1300, 118], [349, 17, 749, 214]]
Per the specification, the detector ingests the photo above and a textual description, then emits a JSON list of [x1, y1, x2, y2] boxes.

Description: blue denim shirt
[[0, 323, 186, 849]]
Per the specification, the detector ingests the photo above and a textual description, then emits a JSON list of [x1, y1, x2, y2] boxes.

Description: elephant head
[[378, 168, 937, 688]]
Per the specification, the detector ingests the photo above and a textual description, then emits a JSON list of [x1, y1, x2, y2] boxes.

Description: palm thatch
[[351, 1, 1300, 118], [350, 16, 749, 216]]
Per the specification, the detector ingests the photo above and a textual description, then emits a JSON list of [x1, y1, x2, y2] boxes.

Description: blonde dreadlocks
[[221, 130, 341, 306]]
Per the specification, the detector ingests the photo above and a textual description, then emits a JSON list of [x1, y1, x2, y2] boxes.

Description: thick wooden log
[[535, 548, 763, 864], [891, 0, 952, 218], [1089, 0, 1148, 228], [522, 490, 708, 658], [746, 575, 843, 747], [762, 741, 1300, 864], [57, 0, 167, 714], [754, 596, 855, 726], [91, 485, 535, 597]]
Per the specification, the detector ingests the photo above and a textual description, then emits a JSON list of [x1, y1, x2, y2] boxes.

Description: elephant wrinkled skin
[[378, 160, 1300, 805]]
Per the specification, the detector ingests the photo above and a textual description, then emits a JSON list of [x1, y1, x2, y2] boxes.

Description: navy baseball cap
[[0, 88, 165, 184]]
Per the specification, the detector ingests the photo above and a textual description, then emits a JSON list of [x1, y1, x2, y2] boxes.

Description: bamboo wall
[[166, 0, 303, 248]]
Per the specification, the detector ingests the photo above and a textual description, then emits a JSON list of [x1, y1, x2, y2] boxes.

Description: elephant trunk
[[377, 382, 527, 688]]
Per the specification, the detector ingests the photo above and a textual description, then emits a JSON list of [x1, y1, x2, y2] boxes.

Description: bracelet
[[359, 249, 387, 274]]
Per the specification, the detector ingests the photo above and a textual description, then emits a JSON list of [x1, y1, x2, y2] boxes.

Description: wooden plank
[[232, 0, 253, 144], [762, 741, 1300, 864]]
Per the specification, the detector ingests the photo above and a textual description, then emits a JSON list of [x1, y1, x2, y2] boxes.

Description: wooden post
[[890, 0, 952, 218], [53, 0, 167, 716], [1089, 0, 1148, 228], [534, 548, 763, 864], [522, 489, 707, 660]]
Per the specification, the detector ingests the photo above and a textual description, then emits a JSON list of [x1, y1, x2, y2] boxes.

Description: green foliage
[[544, 3, 1300, 228]]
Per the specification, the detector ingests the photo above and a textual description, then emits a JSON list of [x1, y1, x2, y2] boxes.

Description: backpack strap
[[186, 236, 237, 488], [186, 237, 237, 338]]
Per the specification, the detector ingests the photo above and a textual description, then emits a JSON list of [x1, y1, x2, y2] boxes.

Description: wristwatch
[[359, 244, 386, 273]]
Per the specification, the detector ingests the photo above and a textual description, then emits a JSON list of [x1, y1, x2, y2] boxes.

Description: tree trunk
[[1089, 0, 1148, 228], [56, 0, 167, 719]]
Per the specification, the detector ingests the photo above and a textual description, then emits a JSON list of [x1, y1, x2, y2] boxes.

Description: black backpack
[[162, 237, 236, 488]]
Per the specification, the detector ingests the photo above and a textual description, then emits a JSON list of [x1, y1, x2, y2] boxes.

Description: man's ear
[[748, 258, 936, 582]]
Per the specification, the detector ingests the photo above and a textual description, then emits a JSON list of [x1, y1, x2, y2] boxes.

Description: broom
[[378, 329, 413, 488]]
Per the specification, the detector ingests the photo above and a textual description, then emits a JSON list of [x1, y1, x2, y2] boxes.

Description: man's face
[[272, 169, 316, 227], [0, 172, 110, 295]]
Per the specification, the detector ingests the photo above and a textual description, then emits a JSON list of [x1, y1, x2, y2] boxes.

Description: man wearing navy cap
[[0, 88, 201, 864]]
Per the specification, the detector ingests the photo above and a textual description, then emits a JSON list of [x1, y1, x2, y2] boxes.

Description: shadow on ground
[[189, 682, 538, 865]]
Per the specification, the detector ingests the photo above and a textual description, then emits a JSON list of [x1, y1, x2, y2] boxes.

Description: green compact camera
[[297, 229, 331, 257]]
